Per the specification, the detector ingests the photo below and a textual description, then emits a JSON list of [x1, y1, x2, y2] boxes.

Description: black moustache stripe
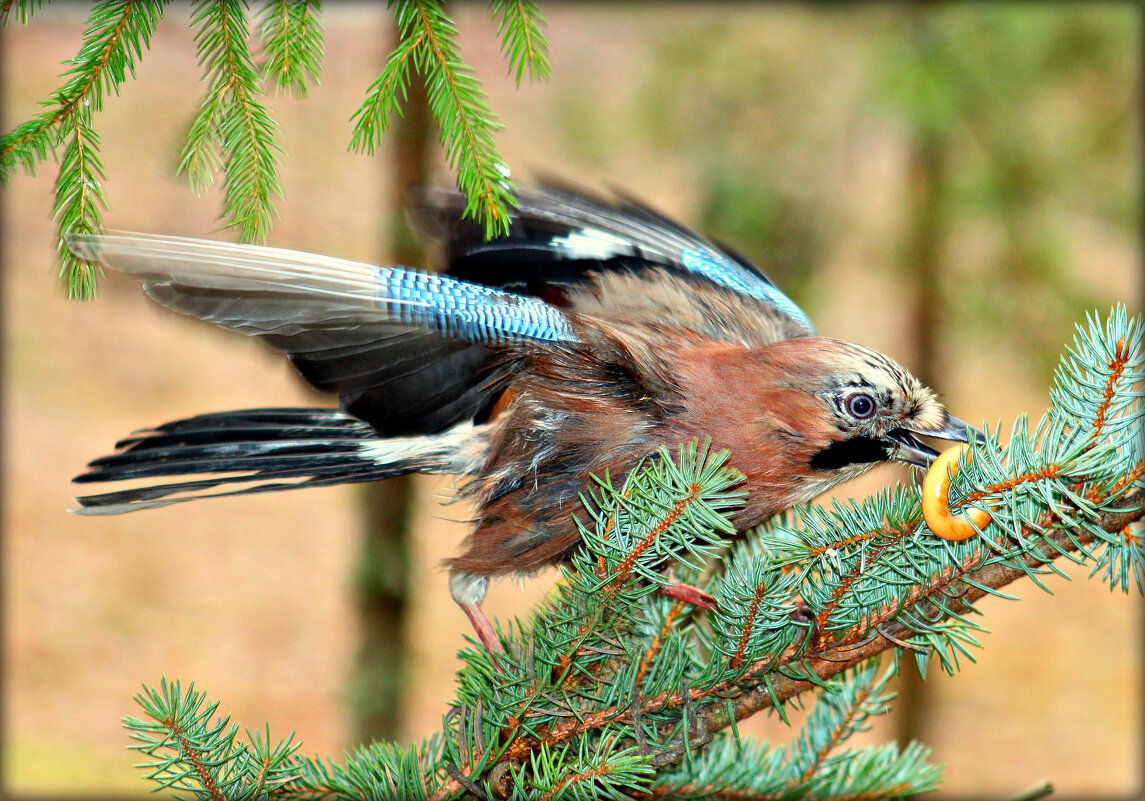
[[810, 436, 891, 471]]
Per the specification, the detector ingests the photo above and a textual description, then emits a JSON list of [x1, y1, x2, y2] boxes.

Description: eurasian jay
[[69, 182, 975, 654]]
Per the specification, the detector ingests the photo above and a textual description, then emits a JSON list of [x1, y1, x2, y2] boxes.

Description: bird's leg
[[458, 601, 503, 654], [657, 581, 717, 611], [449, 571, 503, 655]]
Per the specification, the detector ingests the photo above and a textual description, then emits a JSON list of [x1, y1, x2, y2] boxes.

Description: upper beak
[[884, 414, 984, 468]]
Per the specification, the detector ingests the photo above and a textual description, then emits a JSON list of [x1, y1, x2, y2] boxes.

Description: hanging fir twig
[[351, 0, 515, 240], [178, 0, 283, 244], [257, 0, 323, 97], [123, 307, 1142, 799], [0, 0, 46, 26], [490, 0, 551, 85], [1, 1, 550, 295], [0, 0, 164, 297]]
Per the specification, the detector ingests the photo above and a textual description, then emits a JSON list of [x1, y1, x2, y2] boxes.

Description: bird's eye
[[846, 392, 877, 420]]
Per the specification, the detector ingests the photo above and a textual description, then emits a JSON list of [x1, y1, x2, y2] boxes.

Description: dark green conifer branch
[[0, 0, 164, 297], [0, 0, 46, 25], [257, 0, 323, 97], [490, 0, 551, 85], [121, 307, 1142, 799], [2, 1, 548, 295], [179, 0, 284, 244], [650, 666, 943, 800], [351, 0, 516, 241]]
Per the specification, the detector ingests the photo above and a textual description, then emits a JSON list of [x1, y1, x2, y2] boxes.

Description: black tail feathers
[[73, 408, 469, 514]]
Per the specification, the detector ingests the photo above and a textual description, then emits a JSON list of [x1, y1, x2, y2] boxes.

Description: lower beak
[[885, 415, 983, 468]]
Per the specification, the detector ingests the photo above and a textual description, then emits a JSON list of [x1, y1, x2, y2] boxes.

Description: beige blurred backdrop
[[3, 4, 1141, 798]]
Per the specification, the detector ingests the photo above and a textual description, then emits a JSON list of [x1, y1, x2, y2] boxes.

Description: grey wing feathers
[[67, 232, 575, 344], [67, 232, 574, 435]]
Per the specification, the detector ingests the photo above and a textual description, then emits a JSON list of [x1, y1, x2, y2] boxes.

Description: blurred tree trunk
[[895, 129, 947, 752], [347, 21, 433, 744], [903, 136, 943, 390]]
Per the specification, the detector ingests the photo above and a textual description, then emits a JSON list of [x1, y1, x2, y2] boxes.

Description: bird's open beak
[[884, 415, 983, 468]]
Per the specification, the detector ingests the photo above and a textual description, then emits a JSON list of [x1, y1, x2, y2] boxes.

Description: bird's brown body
[[454, 331, 940, 578], [70, 183, 973, 652]]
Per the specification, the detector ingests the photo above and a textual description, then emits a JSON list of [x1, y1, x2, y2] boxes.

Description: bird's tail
[[72, 407, 485, 515]]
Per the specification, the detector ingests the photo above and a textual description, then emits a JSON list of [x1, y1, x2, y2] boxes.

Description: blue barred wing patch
[[681, 248, 814, 332], [375, 267, 576, 344], [503, 186, 816, 335], [412, 183, 816, 337]]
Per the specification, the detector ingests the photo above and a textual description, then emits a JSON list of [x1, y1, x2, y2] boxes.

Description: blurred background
[[2, 3, 1140, 798]]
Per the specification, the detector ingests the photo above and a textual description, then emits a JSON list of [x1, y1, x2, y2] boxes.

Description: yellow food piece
[[922, 444, 992, 541]]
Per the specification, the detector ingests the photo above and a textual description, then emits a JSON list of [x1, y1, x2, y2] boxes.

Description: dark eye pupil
[[848, 394, 875, 418]]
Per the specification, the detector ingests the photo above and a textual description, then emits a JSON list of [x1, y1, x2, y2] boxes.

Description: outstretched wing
[[68, 232, 575, 435], [410, 180, 815, 340]]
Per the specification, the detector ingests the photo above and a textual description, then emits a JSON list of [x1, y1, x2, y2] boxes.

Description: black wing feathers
[[72, 408, 408, 513]]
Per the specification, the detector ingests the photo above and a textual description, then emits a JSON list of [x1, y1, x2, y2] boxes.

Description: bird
[[69, 181, 976, 655]]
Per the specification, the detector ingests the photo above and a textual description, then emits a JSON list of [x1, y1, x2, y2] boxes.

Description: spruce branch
[[633, 490, 1143, 780], [352, 0, 520, 239], [126, 677, 303, 799], [180, 0, 283, 243], [348, 29, 422, 156], [257, 0, 323, 97], [8, 3, 549, 294], [0, 0, 45, 25], [0, 0, 164, 298], [650, 667, 942, 800], [123, 308, 1140, 800], [53, 110, 107, 298], [490, 0, 551, 85]]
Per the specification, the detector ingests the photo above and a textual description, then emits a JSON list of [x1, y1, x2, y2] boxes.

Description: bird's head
[[670, 336, 981, 523], [782, 338, 978, 478]]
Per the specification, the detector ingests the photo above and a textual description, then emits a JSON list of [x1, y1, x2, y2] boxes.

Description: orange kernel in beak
[[923, 444, 993, 541]]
